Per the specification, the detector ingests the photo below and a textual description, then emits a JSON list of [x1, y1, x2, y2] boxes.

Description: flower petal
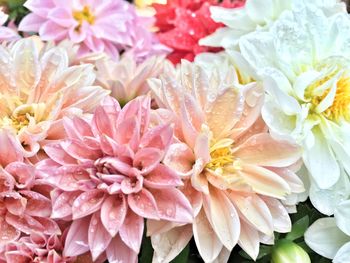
[[128, 189, 159, 220], [64, 217, 90, 257], [72, 190, 105, 220], [119, 209, 144, 253]]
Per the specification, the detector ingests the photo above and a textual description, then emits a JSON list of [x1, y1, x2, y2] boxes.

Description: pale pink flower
[[95, 54, 169, 105], [148, 61, 305, 262], [18, 0, 169, 61], [0, 9, 19, 42], [0, 131, 59, 251], [0, 225, 96, 263], [0, 37, 109, 158], [36, 96, 193, 262]]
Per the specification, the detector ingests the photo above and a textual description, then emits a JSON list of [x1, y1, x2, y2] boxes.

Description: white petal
[[305, 218, 350, 259], [303, 127, 340, 189], [335, 200, 350, 236], [334, 242, 350, 263]]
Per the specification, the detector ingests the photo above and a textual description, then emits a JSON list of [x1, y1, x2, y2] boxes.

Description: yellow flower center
[[0, 97, 46, 134], [206, 146, 234, 170], [73, 6, 95, 28], [307, 71, 350, 123]]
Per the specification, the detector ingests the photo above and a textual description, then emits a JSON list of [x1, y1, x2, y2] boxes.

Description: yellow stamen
[[73, 6, 95, 29], [206, 146, 234, 170]]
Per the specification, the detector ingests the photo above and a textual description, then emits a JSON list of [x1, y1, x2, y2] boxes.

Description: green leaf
[[286, 216, 309, 241], [139, 236, 153, 263], [171, 244, 189, 263]]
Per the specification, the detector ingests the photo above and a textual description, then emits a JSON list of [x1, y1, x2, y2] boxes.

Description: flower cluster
[[0, 0, 349, 262]]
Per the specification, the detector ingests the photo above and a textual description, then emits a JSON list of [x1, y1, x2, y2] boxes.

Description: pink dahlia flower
[[0, 9, 20, 42], [19, 0, 169, 61], [37, 96, 193, 262], [149, 61, 305, 262], [0, 131, 59, 250], [0, 37, 109, 158]]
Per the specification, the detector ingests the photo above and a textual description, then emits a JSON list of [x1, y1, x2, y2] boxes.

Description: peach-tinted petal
[[119, 209, 144, 253], [100, 195, 127, 237], [193, 208, 223, 262], [88, 212, 112, 261], [0, 131, 23, 166], [241, 164, 291, 199], [204, 187, 240, 250], [238, 220, 260, 261], [233, 133, 301, 167], [19, 190, 51, 217], [262, 196, 292, 233], [229, 192, 273, 235], [206, 88, 244, 139]]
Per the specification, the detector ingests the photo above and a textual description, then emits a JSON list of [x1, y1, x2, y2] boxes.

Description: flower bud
[[272, 240, 311, 263]]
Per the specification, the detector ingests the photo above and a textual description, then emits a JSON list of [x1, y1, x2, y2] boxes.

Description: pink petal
[[203, 187, 240, 250], [47, 7, 74, 27], [139, 124, 173, 150], [60, 140, 102, 162], [106, 235, 137, 263], [19, 190, 52, 217], [5, 252, 32, 263], [5, 213, 44, 234], [100, 195, 127, 237], [64, 217, 90, 257], [133, 147, 163, 175], [89, 212, 112, 261], [92, 105, 116, 139], [51, 190, 80, 218], [63, 117, 94, 141], [229, 192, 273, 235], [144, 164, 183, 189], [39, 20, 67, 41], [0, 131, 23, 166], [18, 13, 45, 32], [0, 217, 20, 245], [5, 162, 34, 189], [44, 143, 77, 165], [72, 190, 105, 220], [33, 216, 61, 235], [119, 209, 144, 253], [193, 208, 223, 262], [233, 134, 301, 167], [149, 188, 193, 223], [116, 117, 140, 152], [128, 189, 159, 220], [4, 193, 26, 216]]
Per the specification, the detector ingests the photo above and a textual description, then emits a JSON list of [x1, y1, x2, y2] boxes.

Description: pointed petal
[[101, 195, 127, 237], [128, 189, 159, 220], [64, 217, 90, 257], [89, 212, 112, 261], [119, 209, 144, 253], [72, 190, 105, 219]]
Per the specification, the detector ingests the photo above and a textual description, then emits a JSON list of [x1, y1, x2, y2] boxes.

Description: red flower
[[153, 0, 245, 64]]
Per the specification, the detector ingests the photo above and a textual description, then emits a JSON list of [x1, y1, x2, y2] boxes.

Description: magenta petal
[[101, 195, 127, 237], [18, 13, 45, 32], [64, 217, 90, 257], [144, 164, 183, 189], [72, 190, 105, 219], [128, 189, 159, 220], [47, 7, 73, 27], [39, 20, 67, 41], [133, 147, 163, 175], [106, 235, 138, 263], [149, 188, 193, 223], [119, 209, 144, 253], [89, 212, 112, 261]]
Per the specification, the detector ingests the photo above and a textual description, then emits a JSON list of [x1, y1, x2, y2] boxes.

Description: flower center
[[0, 101, 46, 133], [206, 146, 234, 170], [73, 6, 95, 28]]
